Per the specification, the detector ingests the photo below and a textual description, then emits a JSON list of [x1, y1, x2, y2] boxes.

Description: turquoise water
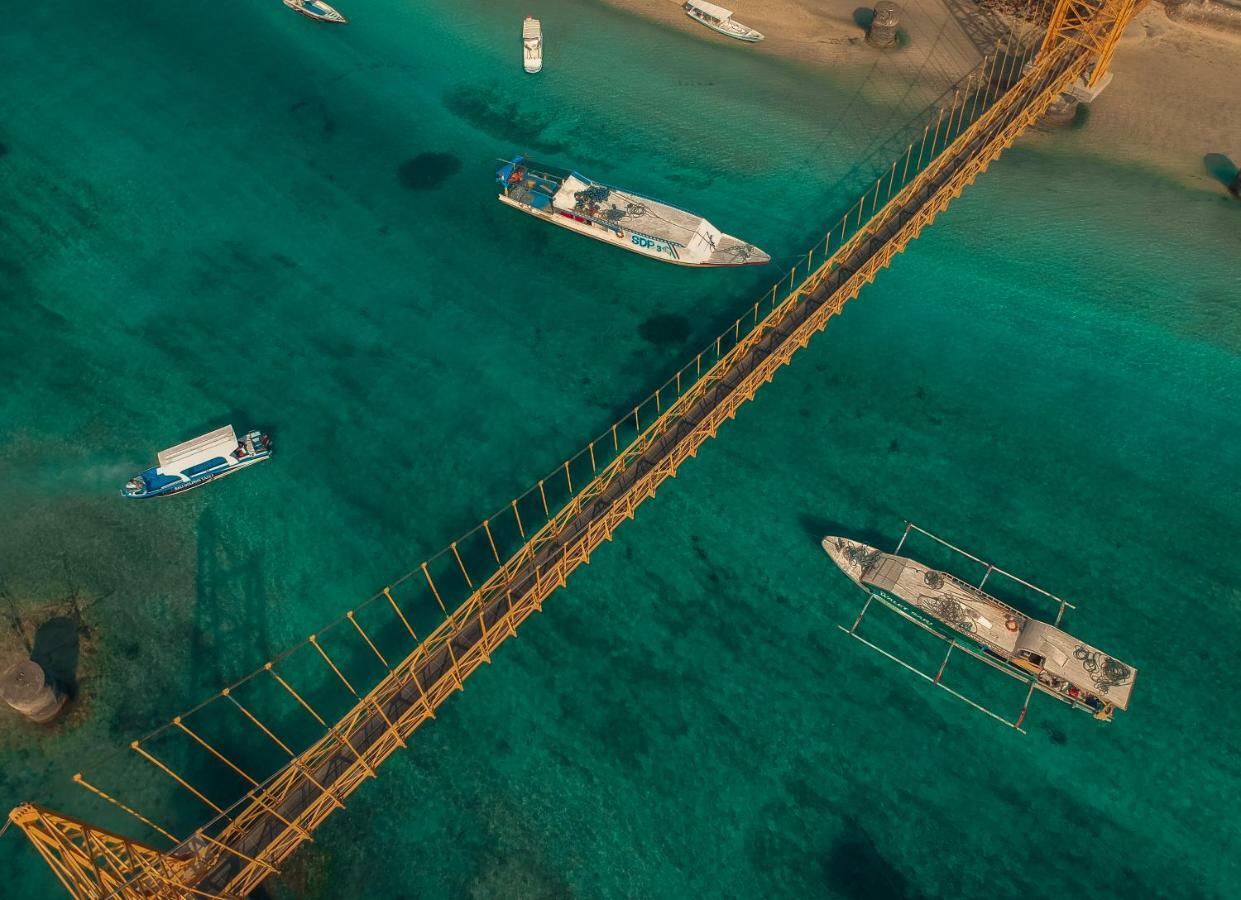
[[2, 0, 1239, 897]]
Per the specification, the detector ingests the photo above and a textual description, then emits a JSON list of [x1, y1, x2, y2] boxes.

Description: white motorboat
[[283, 0, 348, 24], [523, 17, 543, 73], [496, 155, 769, 267], [682, 1, 763, 42]]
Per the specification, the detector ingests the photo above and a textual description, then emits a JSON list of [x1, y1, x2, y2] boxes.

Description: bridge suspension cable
[[10, 4, 1142, 896]]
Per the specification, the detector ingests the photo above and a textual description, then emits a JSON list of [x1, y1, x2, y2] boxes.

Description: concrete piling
[[867, 2, 900, 49], [2, 659, 67, 724], [1043, 94, 1080, 126]]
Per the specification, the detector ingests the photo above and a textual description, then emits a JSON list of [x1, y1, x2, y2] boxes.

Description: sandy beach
[[1065, 5, 1241, 184], [608, 0, 1241, 188]]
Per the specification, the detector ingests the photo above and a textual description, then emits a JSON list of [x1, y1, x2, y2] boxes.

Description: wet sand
[[609, 1, 1241, 185]]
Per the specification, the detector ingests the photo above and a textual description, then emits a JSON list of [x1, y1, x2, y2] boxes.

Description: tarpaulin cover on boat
[[157, 425, 237, 471]]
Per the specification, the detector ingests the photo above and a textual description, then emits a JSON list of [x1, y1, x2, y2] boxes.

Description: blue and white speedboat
[[122, 425, 272, 499], [496, 155, 770, 267]]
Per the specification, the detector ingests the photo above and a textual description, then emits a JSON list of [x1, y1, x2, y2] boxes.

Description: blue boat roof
[[496, 154, 527, 185], [140, 469, 181, 493], [182, 457, 229, 478]]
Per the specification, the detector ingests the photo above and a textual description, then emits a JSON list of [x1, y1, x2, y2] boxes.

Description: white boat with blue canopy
[[123, 425, 272, 499], [496, 155, 770, 267]]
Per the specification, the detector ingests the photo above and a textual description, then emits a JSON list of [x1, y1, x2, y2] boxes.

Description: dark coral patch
[[442, 84, 566, 153], [398, 152, 462, 191], [638, 313, 691, 347]]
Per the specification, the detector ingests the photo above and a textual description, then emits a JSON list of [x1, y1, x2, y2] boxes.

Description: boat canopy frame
[[685, 1, 735, 22], [837, 522, 1086, 734]]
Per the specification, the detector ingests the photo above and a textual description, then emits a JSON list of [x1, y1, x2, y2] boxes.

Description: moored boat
[[123, 426, 272, 499], [523, 17, 543, 73], [823, 533, 1137, 722], [682, 1, 763, 42], [283, 0, 348, 24], [496, 155, 769, 267]]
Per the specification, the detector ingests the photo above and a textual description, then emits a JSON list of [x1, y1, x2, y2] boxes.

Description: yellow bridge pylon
[[10, 3, 1143, 896]]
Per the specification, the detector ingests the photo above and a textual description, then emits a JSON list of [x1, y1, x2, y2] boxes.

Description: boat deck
[[862, 553, 1027, 654], [1016, 620, 1136, 710], [507, 172, 558, 211], [554, 174, 706, 247]]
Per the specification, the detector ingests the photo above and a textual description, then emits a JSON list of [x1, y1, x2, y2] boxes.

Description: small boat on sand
[[523, 17, 543, 73], [496, 155, 769, 267], [123, 426, 272, 499], [283, 0, 348, 24], [682, 1, 763, 42]]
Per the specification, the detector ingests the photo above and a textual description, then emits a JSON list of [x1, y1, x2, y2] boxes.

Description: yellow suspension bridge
[[9, 1, 1143, 896]]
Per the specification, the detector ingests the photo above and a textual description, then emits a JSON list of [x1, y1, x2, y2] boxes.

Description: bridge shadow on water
[[191, 507, 273, 694]]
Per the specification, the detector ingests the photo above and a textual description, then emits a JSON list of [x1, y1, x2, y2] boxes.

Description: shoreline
[[604, 0, 1241, 192]]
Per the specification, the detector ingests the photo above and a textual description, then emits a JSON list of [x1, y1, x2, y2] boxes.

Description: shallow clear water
[[1, 1, 1238, 897]]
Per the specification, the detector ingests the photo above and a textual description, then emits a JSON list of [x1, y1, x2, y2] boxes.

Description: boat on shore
[[123, 426, 272, 499], [682, 1, 763, 42], [496, 155, 770, 267], [283, 0, 348, 24], [523, 17, 543, 73], [824, 530, 1137, 724]]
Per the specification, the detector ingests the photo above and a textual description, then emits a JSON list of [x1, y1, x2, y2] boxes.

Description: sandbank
[[605, 0, 1241, 188]]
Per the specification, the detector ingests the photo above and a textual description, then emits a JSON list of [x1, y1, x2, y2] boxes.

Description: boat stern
[[821, 536, 881, 585], [497, 155, 527, 188]]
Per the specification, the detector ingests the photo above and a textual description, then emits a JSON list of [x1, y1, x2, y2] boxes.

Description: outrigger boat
[[523, 17, 543, 73], [122, 425, 272, 499], [824, 523, 1137, 732], [496, 155, 770, 267], [282, 0, 348, 24], [682, 1, 764, 42]]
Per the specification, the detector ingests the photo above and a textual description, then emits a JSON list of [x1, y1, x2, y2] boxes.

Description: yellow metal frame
[[8, 804, 198, 900], [11, 2, 1143, 896], [1041, 0, 1143, 86]]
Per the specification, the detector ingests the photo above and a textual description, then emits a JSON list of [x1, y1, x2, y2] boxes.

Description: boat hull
[[684, 10, 763, 41], [497, 194, 766, 267], [822, 534, 1130, 720], [123, 454, 271, 499], [523, 17, 543, 72], [283, 0, 348, 23]]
